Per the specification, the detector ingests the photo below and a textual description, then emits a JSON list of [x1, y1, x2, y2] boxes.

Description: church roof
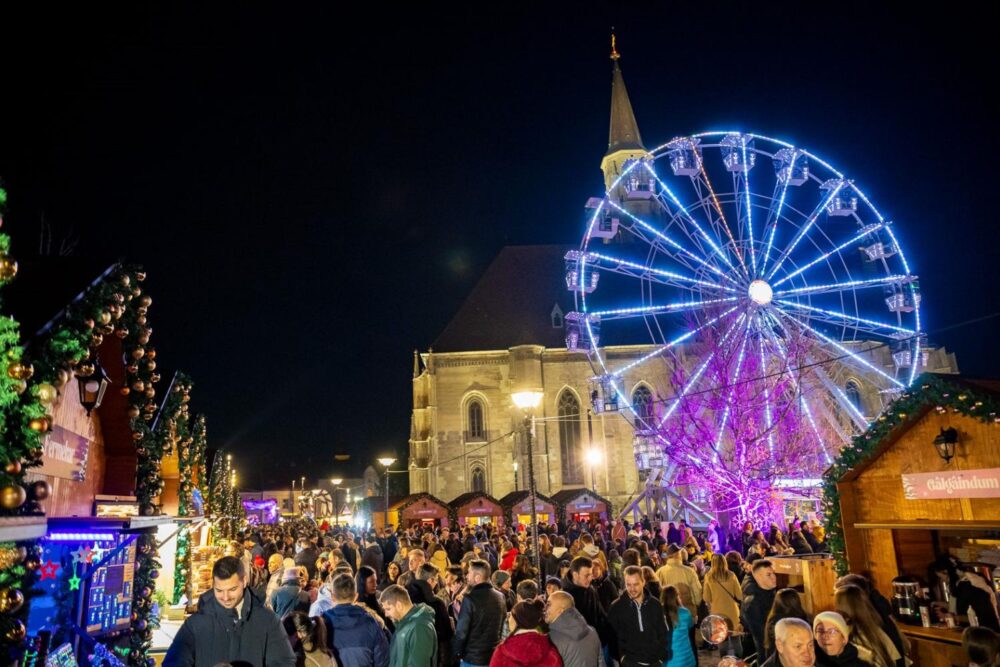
[[432, 245, 576, 352], [605, 57, 644, 156]]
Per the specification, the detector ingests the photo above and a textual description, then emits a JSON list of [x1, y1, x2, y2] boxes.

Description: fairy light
[[696, 147, 748, 277], [774, 274, 912, 298], [760, 149, 797, 275], [713, 318, 752, 460], [740, 136, 757, 274], [775, 299, 915, 335], [767, 180, 844, 280], [772, 223, 885, 287], [589, 296, 738, 319], [586, 251, 733, 291], [758, 335, 775, 453]]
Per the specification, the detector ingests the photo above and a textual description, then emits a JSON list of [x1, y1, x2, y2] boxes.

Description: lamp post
[[291, 479, 296, 514], [330, 478, 343, 525], [585, 448, 602, 492], [513, 461, 519, 492], [377, 457, 396, 531], [511, 389, 544, 589]]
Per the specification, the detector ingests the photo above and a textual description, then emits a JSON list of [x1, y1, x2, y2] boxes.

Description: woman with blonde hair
[[703, 553, 742, 630], [835, 584, 902, 667]]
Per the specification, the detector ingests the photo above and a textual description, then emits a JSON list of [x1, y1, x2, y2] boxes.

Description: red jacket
[[499, 548, 519, 572], [489, 632, 563, 667]]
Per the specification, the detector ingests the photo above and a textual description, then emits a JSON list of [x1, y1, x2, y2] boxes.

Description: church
[[407, 47, 958, 522]]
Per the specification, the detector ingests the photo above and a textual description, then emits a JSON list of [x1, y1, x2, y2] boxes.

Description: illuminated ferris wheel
[[565, 132, 923, 472]]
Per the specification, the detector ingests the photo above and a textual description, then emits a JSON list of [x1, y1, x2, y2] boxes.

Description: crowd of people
[[161, 515, 1000, 667]]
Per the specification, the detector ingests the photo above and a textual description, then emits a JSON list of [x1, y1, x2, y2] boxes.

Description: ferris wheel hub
[[748, 279, 773, 306]]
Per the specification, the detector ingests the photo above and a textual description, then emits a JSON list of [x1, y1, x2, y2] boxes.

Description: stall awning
[[450, 491, 503, 516], [551, 488, 613, 515], [498, 491, 556, 513]]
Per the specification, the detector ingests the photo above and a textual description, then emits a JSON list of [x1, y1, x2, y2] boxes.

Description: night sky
[[0, 5, 996, 488]]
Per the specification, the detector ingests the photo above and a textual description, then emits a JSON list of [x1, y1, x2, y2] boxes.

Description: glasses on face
[[814, 628, 842, 638]]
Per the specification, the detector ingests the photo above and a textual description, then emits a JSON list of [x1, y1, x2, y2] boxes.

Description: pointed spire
[[605, 33, 644, 157]]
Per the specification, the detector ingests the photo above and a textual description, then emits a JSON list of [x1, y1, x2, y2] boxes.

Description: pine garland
[[822, 372, 1000, 574]]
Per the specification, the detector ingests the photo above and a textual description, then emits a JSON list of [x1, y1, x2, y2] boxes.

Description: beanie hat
[[813, 611, 850, 639], [492, 571, 511, 587], [545, 576, 562, 590], [666, 543, 682, 557], [283, 567, 302, 582], [512, 599, 545, 630]]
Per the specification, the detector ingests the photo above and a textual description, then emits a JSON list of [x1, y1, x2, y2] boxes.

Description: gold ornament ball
[[119, 387, 131, 396], [28, 480, 51, 501], [144, 387, 155, 399], [11, 380, 27, 395], [29, 416, 51, 433], [0, 485, 26, 510], [56, 368, 70, 388], [7, 362, 33, 381], [0, 257, 19, 281], [98, 311, 112, 325], [0, 547, 22, 570], [131, 347, 145, 361], [140, 295, 152, 307], [0, 587, 24, 614], [3, 618, 26, 643], [146, 348, 157, 360], [36, 382, 58, 405], [24, 555, 40, 572], [4, 460, 22, 475], [75, 364, 95, 378], [121, 274, 130, 287]]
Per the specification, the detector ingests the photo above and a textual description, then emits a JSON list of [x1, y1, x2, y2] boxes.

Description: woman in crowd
[[379, 561, 401, 592], [724, 551, 747, 584], [663, 585, 696, 667], [489, 599, 563, 667], [703, 554, 742, 633], [764, 588, 812, 658], [287, 612, 338, 667], [813, 611, 868, 667], [499, 539, 520, 572], [835, 584, 902, 667]]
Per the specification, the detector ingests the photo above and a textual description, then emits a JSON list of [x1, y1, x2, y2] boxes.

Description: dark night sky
[[0, 5, 996, 488]]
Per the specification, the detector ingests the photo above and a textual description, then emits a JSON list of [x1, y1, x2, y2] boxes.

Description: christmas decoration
[[822, 374, 1000, 574]]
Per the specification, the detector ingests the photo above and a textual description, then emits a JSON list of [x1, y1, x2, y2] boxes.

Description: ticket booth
[[451, 492, 504, 527], [500, 491, 556, 527]]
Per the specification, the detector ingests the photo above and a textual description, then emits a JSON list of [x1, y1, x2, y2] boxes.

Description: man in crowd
[[655, 544, 701, 617], [742, 559, 778, 658], [270, 566, 310, 618], [761, 618, 816, 667], [398, 548, 426, 587], [381, 584, 439, 667], [362, 532, 385, 574], [406, 563, 454, 666], [163, 556, 295, 667], [545, 590, 604, 667], [322, 572, 389, 667], [294, 537, 320, 581], [453, 559, 505, 667], [500, 580, 541, 641], [562, 556, 608, 646], [607, 565, 668, 667]]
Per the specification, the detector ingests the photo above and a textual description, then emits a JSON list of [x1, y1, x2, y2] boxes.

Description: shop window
[[467, 400, 486, 441], [471, 467, 486, 493], [558, 390, 583, 484]]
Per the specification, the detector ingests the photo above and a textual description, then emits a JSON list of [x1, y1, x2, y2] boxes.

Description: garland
[[822, 373, 1000, 574], [0, 186, 47, 656]]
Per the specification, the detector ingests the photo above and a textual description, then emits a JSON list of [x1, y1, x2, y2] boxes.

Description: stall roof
[[364, 492, 449, 513], [498, 490, 556, 507], [838, 372, 1000, 483], [551, 488, 613, 513], [449, 491, 503, 510]]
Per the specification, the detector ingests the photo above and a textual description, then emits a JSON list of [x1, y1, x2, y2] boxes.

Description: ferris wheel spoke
[[757, 335, 775, 453], [759, 151, 799, 276], [737, 141, 757, 275], [713, 318, 752, 462], [766, 181, 846, 281], [584, 251, 737, 293], [774, 300, 915, 337], [772, 223, 885, 288], [605, 305, 739, 378], [693, 156, 749, 278], [773, 274, 913, 299], [777, 311, 905, 389], [645, 162, 738, 275], [810, 359, 870, 430], [606, 200, 737, 283], [589, 297, 738, 321]]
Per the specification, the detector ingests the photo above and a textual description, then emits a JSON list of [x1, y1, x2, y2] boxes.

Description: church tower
[[599, 36, 648, 196]]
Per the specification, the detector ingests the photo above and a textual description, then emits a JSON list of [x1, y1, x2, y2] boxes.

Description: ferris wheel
[[566, 132, 923, 474]]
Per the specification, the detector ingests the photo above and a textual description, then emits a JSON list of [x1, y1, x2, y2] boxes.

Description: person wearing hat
[[489, 599, 563, 667], [813, 612, 866, 667], [492, 570, 516, 613], [654, 544, 701, 618], [545, 577, 563, 598], [270, 566, 310, 619]]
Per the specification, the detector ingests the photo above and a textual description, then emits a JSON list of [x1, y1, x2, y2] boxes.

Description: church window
[[632, 385, 654, 424], [551, 303, 564, 329], [467, 400, 486, 441], [558, 390, 583, 484], [471, 466, 486, 493], [845, 380, 863, 415]]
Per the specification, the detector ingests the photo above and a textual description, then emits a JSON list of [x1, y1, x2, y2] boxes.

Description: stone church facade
[[407, 50, 958, 518]]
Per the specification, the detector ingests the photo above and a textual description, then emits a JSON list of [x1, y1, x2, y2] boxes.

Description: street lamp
[[511, 389, 543, 588], [377, 457, 396, 531], [585, 448, 602, 492]]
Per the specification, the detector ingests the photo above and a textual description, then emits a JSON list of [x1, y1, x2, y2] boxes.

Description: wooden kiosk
[[833, 374, 1000, 667]]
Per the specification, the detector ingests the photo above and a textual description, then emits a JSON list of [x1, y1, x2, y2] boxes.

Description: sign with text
[[902, 468, 1000, 500], [38, 425, 91, 481]]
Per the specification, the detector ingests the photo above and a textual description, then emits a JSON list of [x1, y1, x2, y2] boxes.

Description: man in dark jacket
[[341, 533, 360, 573], [361, 533, 385, 575], [163, 556, 295, 667], [590, 559, 619, 615], [742, 559, 778, 658], [607, 566, 669, 666], [322, 572, 390, 667], [545, 591, 603, 667], [562, 556, 608, 646], [293, 537, 320, 581], [404, 564, 453, 665], [269, 566, 310, 618], [453, 559, 505, 667], [381, 584, 439, 667]]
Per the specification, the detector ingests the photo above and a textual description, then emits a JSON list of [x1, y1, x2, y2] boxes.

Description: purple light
[[242, 498, 280, 524], [48, 532, 116, 542]]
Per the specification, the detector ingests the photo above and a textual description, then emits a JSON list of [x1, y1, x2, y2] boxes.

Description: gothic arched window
[[845, 380, 863, 415], [467, 400, 486, 441], [632, 385, 654, 425], [558, 390, 583, 484], [471, 467, 486, 493]]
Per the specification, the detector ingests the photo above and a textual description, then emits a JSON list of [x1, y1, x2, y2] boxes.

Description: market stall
[[826, 374, 1000, 667], [450, 492, 503, 527], [499, 491, 556, 527], [552, 488, 611, 525]]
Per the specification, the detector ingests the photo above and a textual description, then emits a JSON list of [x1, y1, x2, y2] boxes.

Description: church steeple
[[600, 34, 649, 194]]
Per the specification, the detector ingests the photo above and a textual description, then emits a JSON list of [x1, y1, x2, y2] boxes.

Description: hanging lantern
[[77, 361, 111, 415], [933, 427, 959, 464]]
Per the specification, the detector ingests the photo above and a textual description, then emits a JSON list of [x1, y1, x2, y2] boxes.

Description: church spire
[[605, 33, 644, 157]]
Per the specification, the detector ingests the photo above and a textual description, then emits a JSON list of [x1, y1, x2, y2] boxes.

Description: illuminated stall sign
[[38, 425, 92, 481]]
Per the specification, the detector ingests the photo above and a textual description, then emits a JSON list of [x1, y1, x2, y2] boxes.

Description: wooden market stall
[[450, 491, 504, 527], [833, 374, 1000, 667], [552, 488, 612, 525], [365, 493, 451, 531], [499, 490, 557, 527]]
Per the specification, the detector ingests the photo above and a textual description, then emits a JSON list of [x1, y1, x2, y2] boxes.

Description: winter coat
[[361, 544, 384, 575], [740, 578, 777, 657], [341, 542, 360, 572], [654, 561, 701, 616], [453, 582, 506, 665], [592, 576, 619, 616], [270, 582, 310, 619], [703, 572, 742, 627], [667, 606, 696, 667], [489, 631, 564, 667], [388, 603, 438, 667], [265, 568, 285, 609], [562, 576, 609, 645], [606, 591, 670, 665], [162, 590, 295, 667], [406, 579, 454, 642], [321, 603, 390, 667], [548, 607, 605, 667], [499, 548, 520, 572], [295, 546, 321, 581], [310, 584, 335, 618], [815, 642, 869, 667]]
